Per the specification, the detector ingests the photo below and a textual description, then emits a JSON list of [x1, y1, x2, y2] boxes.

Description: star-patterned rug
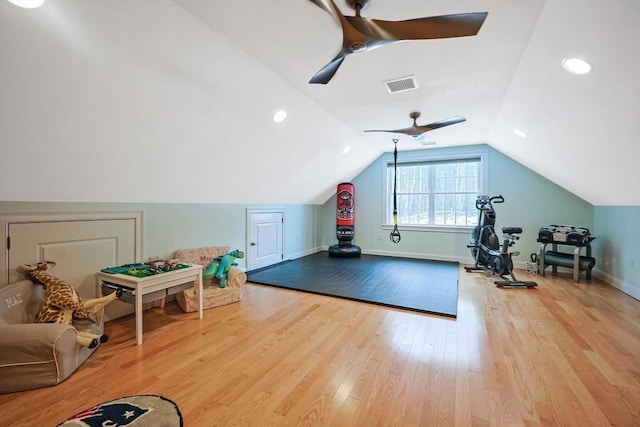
[[56, 395, 182, 427]]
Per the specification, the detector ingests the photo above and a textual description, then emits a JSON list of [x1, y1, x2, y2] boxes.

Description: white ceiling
[[1, 0, 638, 205], [175, 0, 640, 206]]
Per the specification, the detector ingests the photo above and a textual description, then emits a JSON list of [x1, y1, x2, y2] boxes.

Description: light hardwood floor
[[1, 267, 639, 426]]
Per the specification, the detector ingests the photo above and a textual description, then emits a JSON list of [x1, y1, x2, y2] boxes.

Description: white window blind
[[386, 157, 481, 227]]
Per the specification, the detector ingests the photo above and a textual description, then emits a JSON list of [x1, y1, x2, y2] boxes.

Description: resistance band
[[390, 138, 401, 243]]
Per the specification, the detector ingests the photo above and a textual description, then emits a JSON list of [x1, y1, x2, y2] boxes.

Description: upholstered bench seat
[[173, 246, 246, 312]]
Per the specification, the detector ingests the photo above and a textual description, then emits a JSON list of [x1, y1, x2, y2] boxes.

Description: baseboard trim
[[361, 248, 464, 264], [286, 247, 323, 261], [592, 268, 640, 300]]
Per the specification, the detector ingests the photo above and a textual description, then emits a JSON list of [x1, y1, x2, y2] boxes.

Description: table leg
[[198, 271, 203, 319], [136, 288, 143, 345]]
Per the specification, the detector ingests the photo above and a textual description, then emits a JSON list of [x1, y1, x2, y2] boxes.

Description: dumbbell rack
[[537, 237, 596, 283]]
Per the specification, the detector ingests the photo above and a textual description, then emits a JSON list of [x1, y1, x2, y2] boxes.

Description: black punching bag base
[[328, 244, 362, 258]]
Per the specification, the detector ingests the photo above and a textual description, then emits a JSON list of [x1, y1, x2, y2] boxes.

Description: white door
[[6, 217, 139, 320], [247, 210, 283, 271]]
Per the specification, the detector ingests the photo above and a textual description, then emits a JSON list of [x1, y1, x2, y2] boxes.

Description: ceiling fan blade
[[364, 12, 488, 41], [365, 116, 466, 137], [414, 116, 466, 133], [309, 0, 366, 44], [308, 0, 371, 84], [364, 126, 416, 135], [309, 55, 347, 84], [307, 1, 487, 84], [307, 0, 341, 18]]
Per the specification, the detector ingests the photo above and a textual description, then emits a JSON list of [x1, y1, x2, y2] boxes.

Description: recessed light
[[342, 146, 351, 154], [513, 128, 527, 138], [272, 110, 287, 123], [562, 58, 593, 75], [7, 0, 45, 8]]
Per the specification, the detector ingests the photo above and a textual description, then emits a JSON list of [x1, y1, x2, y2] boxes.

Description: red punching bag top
[[329, 182, 361, 257], [336, 183, 355, 227]]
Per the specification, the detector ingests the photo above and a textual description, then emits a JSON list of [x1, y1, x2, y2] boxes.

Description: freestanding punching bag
[[328, 182, 362, 258]]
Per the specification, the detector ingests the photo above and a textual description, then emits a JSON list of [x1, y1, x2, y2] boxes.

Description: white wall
[[0, 0, 379, 205]]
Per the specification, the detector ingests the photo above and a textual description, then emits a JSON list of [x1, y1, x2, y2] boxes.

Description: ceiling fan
[[364, 112, 466, 144], [308, 0, 488, 84]]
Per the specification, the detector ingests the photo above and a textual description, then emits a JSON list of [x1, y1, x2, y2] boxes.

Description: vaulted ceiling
[[1, 1, 638, 205]]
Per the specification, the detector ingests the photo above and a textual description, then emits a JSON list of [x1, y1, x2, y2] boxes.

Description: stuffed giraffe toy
[[23, 262, 122, 349]]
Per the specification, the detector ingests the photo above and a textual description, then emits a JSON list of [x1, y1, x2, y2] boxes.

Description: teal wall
[[593, 206, 640, 298], [320, 144, 594, 267], [2, 150, 637, 299], [0, 202, 318, 271], [320, 144, 640, 299]]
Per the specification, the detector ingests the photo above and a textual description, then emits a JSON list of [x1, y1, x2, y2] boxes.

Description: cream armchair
[[0, 280, 104, 394], [173, 246, 246, 312]]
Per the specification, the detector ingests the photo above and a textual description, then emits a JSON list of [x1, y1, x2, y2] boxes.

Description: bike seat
[[502, 227, 522, 234]]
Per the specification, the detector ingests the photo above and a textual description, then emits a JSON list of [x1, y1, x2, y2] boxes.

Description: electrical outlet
[[378, 234, 382, 240]]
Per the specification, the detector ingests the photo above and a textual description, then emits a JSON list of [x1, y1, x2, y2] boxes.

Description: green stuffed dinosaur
[[203, 249, 245, 288]]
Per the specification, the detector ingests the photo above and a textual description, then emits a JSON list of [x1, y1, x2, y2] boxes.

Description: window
[[386, 157, 482, 228]]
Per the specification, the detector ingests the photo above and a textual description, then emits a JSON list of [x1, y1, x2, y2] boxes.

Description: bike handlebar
[[476, 194, 504, 210]]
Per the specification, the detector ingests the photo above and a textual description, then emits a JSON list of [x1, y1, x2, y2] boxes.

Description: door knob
[[250, 242, 257, 246]]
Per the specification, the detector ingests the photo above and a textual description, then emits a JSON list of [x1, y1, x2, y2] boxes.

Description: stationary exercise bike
[[465, 195, 537, 288]]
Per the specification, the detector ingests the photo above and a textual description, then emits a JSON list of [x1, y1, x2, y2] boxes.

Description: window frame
[[382, 150, 487, 234]]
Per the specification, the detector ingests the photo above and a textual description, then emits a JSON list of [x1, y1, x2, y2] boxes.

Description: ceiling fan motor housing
[[346, 0, 370, 12], [349, 41, 366, 52]]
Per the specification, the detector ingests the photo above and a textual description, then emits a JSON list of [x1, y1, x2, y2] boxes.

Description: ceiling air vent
[[384, 75, 418, 94], [416, 138, 436, 146]]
